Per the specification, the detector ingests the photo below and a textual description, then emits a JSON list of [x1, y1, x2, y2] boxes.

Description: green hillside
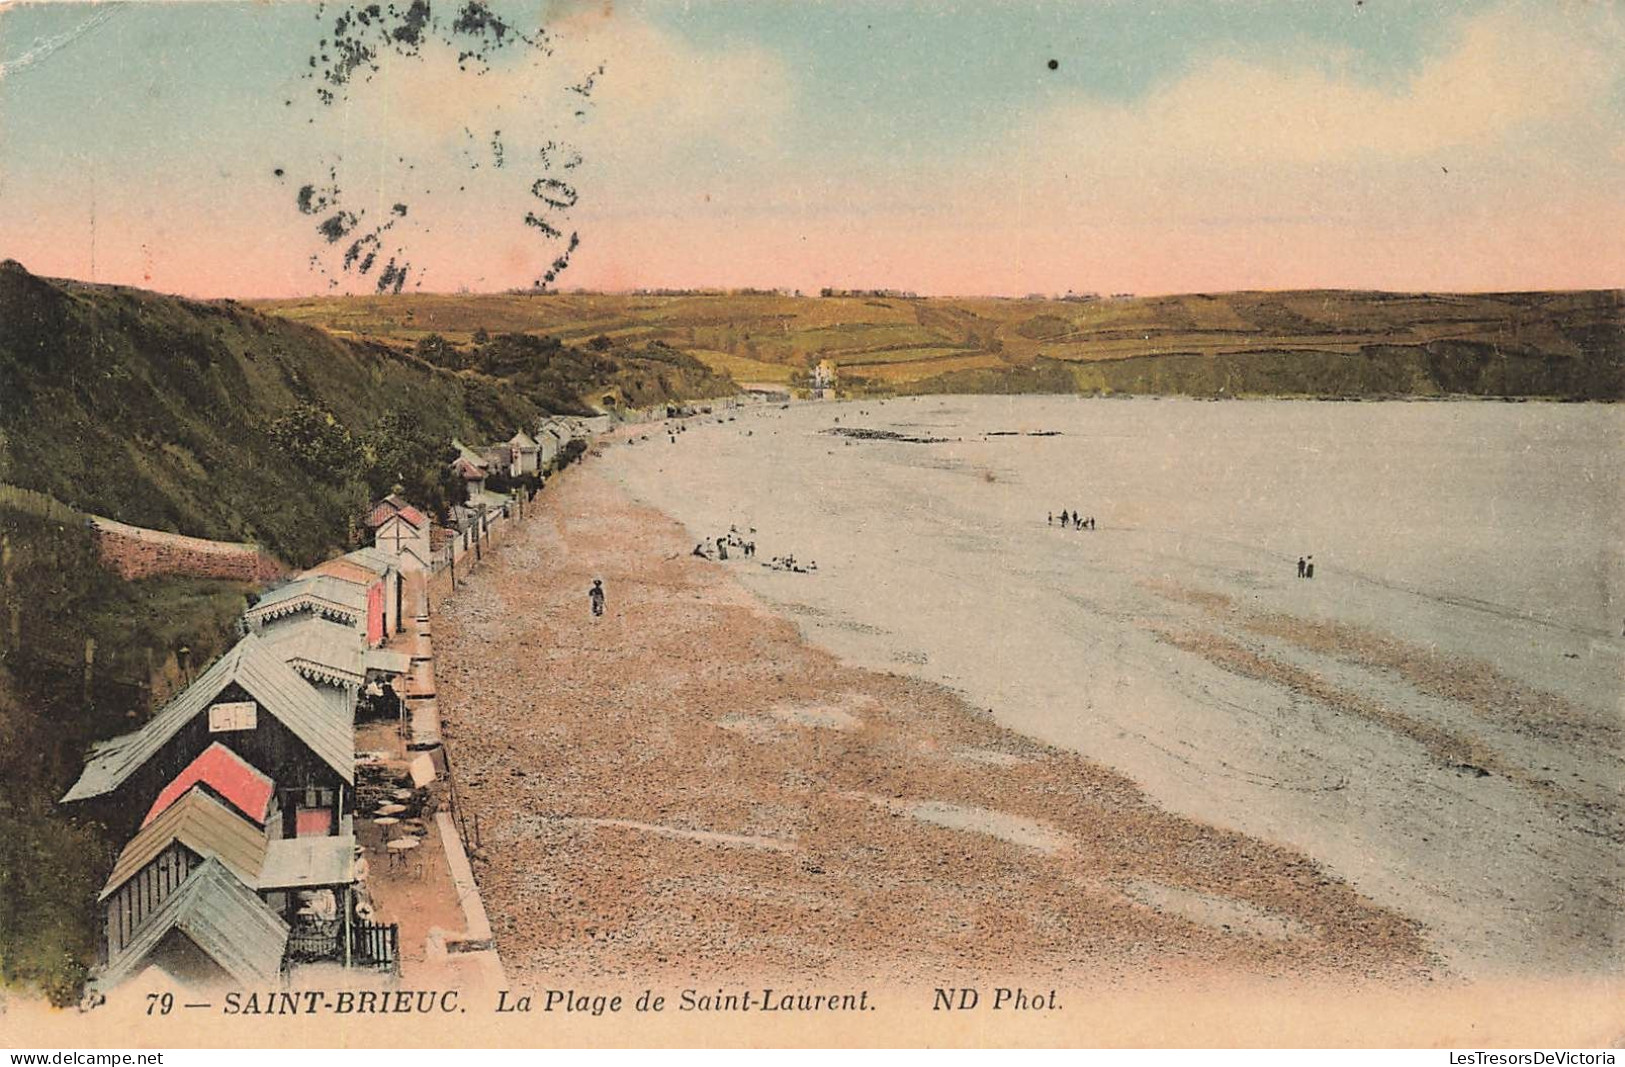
[[256, 287, 1624, 400], [0, 492, 251, 1004], [0, 262, 734, 568], [0, 262, 734, 1003]]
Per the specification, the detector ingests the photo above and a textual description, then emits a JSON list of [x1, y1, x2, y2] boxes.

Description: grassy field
[[255, 287, 1623, 397], [845, 352, 1009, 383], [684, 348, 799, 385]]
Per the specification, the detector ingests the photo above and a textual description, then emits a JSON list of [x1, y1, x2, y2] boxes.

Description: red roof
[[303, 558, 381, 588], [142, 743, 275, 829], [365, 497, 428, 530]]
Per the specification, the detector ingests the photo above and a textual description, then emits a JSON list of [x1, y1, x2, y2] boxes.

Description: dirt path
[[433, 462, 1434, 988]]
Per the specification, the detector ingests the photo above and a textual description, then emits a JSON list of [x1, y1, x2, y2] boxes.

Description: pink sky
[[1, 0, 1620, 298]]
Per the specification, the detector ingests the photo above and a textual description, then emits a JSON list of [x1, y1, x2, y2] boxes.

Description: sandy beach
[[433, 458, 1435, 988], [593, 397, 1623, 982]]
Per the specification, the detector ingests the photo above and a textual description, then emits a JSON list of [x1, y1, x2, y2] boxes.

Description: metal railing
[[283, 917, 399, 975]]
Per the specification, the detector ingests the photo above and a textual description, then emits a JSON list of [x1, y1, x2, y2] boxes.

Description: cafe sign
[[208, 701, 257, 733]]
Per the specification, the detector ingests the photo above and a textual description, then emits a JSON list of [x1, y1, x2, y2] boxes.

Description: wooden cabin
[[257, 834, 358, 923], [449, 441, 490, 499], [508, 431, 541, 476], [100, 785, 270, 961], [142, 742, 277, 830], [366, 495, 433, 573], [537, 417, 574, 468], [99, 858, 290, 992], [345, 548, 404, 638], [302, 548, 400, 643], [62, 634, 355, 844], [260, 615, 367, 697], [244, 574, 373, 647]]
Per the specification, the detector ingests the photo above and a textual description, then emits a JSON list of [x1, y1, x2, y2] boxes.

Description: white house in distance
[[812, 359, 838, 397]]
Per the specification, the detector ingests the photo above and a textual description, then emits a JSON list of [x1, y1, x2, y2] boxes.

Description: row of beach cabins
[[446, 415, 609, 539], [58, 414, 608, 995]]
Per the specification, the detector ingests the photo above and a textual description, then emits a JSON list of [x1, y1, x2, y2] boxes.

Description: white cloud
[[269, 3, 792, 291], [552, 9, 791, 157], [327, 6, 790, 169], [1001, 3, 1623, 204]]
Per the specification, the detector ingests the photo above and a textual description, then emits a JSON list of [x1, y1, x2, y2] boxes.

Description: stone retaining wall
[[89, 516, 287, 583]]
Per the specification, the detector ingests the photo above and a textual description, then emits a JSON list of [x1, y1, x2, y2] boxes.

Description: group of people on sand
[[1050, 510, 1096, 531], [694, 525, 756, 562], [764, 553, 816, 574], [691, 525, 818, 574], [1296, 555, 1316, 580]]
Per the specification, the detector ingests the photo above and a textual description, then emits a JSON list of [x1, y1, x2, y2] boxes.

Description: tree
[[363, 409, 456, 514], [268, 403, 363, 482], [414, 334, 462, 370]]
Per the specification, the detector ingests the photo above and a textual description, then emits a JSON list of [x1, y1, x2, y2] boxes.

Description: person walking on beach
[[589, 579, 606, 617], [1305, 556, 1315, 580], [1297, 556, 1306, 579], [1048, 512, 1054, 526], [1060, 509, 1069, 529]]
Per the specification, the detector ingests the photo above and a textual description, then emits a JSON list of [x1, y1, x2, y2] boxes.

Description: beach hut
[[257, 834, 358, 921], [449, 440, 490, 499], [537, 418, 572, 467], [244, 574, 371, 646], [100, 786, 271, 961], [536, 424, 562, 468], [347, 547, 405, 637], [366, 494, 433, 573], [141, 742, 277, 830], [99, 858, 290, 992], [61, 634, 355, 843], [508, 430, 541, 476], [303, 547, 400, 642], [259, 615, 367, 695]]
